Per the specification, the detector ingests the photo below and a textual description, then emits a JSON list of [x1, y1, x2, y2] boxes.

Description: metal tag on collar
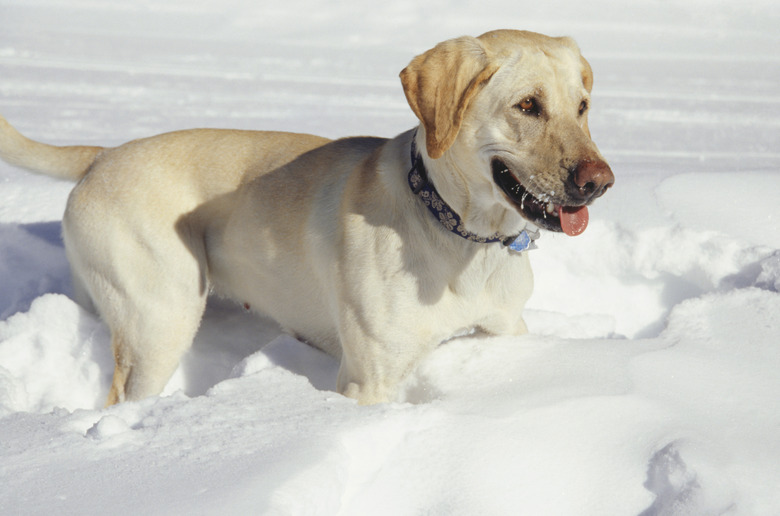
[[504, 229, 539, 253]]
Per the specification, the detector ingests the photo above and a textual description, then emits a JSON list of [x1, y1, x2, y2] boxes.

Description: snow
[[1, 0, 779, 514]]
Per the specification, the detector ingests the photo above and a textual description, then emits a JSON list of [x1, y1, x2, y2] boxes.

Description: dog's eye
[[578, 100, 589, 116], [516, 97, 539, 115]]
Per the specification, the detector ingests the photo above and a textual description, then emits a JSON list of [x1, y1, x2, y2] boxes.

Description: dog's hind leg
[[94, 250, 208, 405], [104, 294, 206, 405], [98, 276, 208, 405], [63, 215, 208, 405], [67, 263, 96, 314]]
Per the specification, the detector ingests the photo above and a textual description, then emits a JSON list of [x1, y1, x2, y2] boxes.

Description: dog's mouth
[[491, 159, 588, 236]]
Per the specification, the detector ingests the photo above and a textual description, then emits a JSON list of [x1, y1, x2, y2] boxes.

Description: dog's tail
[[0, 114, 104, 181]]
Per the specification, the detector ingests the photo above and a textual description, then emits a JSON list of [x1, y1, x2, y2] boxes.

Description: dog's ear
[[580, 55, 593, 93], [400, 36, 498, 159], [580, 55, 593, 137]]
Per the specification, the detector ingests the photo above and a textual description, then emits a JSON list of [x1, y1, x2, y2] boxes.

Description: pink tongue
[[558, 206, 589, 236]]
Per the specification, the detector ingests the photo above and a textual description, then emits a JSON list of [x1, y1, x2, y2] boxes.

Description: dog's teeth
[[546, 203, 555, 215]]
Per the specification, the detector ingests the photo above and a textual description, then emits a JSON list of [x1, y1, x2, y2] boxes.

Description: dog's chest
[[428, 248, 533, 336]]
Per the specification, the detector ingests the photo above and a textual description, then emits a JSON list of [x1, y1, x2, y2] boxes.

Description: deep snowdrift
[[1, 0, 779, 514]]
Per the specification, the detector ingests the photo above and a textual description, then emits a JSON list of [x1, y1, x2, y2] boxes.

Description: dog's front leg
[[335, 314, 433, 405], [337, 358, 395, 405]]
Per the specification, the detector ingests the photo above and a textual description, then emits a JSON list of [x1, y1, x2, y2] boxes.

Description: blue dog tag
[[506, 230, 538, 253]]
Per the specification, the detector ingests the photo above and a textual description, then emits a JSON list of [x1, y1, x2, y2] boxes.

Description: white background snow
[[1, 0, 779, 514]]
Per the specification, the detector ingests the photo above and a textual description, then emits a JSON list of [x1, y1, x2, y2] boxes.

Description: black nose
[[566, 159, 614, 203]]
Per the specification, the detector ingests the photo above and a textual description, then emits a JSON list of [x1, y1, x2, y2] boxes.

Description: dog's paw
[[85, 414, 131, 441]]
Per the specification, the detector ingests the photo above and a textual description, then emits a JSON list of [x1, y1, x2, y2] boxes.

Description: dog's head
[[400, 30, 614, 237]]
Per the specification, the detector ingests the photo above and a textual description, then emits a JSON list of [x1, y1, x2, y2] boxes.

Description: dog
[[0, 30, 613, 406]]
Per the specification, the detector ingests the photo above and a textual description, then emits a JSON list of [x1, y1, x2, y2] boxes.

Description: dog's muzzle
[[492, 158, 613, 236]]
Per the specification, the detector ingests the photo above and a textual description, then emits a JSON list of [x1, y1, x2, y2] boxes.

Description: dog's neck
[[407, 130, 537, 253]]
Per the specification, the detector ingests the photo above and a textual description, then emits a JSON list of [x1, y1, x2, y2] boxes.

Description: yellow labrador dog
[[0, 30, 613, 406]]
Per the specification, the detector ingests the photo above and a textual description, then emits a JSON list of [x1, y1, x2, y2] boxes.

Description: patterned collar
[[407, 131, 538, 253]]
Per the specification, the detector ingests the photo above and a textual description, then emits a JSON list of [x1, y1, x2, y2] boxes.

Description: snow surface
[[1, 0, 779, 514]]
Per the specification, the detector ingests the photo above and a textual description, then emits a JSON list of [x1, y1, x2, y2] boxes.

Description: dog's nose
[[568, 159, 614, 203]]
